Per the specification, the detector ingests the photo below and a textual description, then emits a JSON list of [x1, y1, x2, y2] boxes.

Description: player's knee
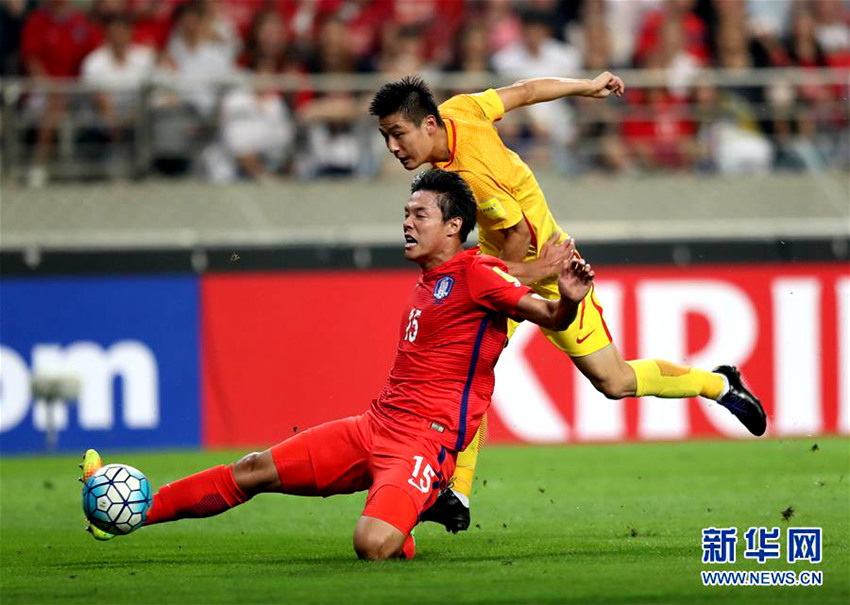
[[593, 375, 631, 400], [353, 528, 400, 561], [232, 451, 277, 494], [586, 361, 637, 400], [234, 451, 262, 473]]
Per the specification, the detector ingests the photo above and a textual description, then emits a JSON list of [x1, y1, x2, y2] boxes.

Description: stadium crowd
[[1, 0, 848, 185]]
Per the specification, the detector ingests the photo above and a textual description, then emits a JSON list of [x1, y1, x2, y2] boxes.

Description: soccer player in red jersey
[[370, 76, 766, 533], [81, 169, 595, 558]]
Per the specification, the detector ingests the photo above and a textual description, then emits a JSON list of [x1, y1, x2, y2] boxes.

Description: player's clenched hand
[[557, 255, 594, 304], [586, 71, 625, 98]]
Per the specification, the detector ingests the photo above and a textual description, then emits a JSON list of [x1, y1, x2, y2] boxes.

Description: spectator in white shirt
[[82, 14, 155, 134], [493, 8, 582, 167], [197, 0, 242, 60], [162, 0, 235, 117], [204, 56, 295, 183], [812, 0, 850, 67]]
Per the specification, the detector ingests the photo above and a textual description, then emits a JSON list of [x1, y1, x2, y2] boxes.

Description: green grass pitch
[[2, 437, 848, 604]]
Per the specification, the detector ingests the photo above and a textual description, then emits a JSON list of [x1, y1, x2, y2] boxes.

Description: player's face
[[378, 114, 436, 170], [403, 191, 455, 264]]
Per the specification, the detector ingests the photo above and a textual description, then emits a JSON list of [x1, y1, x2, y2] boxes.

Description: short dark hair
[[410, 169, 476, 243], [519, 8, 553, 28], [173, 1, 202, 24], [103, 14, 132, 28], [369, 76, 444, 127]]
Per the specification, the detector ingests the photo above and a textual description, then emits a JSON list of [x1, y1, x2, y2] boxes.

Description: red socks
[[401, 534, 416, 559], [143, 463, 417, 561], [144, 465, 250, 526]]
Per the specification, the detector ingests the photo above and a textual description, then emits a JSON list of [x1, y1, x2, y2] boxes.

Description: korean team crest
[[434, 276, 454, 300]]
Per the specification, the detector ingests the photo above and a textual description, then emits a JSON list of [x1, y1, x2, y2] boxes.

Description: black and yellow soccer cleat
[[419, 489, 470, 534], [714, 365, 767, 436]]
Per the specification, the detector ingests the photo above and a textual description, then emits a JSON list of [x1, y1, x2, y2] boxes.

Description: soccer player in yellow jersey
[[369, 74, 766, 533]]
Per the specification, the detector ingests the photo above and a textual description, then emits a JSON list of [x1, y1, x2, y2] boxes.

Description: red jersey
[[372, 248, 532, 451], [20, 8, 101, 77]]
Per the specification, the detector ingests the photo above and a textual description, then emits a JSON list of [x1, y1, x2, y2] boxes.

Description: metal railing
[[1, 68, 848, 182]]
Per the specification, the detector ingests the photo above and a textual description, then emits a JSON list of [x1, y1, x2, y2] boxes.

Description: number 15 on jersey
[[404, 308, 422, 342]]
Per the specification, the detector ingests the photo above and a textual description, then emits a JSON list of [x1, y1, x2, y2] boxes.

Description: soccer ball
[[82, 464, 153, 535]]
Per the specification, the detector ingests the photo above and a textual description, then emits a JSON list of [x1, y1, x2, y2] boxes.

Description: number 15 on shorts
[[408, 456, 435, 494]]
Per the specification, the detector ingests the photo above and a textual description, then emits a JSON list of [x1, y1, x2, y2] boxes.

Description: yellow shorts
[[507, 278, 613, 358]]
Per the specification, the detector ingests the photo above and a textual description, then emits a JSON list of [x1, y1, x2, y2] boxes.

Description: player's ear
[[446, 217, 462, 237], [425, 115, 437, 135]]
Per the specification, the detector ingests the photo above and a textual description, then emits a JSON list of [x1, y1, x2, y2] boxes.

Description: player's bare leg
[[231, 450, 281, 494], [571, 343, 766, 436], [353, 516, 412, 560], [570, 344, 638, 398]]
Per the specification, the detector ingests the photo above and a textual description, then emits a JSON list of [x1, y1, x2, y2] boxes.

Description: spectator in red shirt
[[392, 0, 465, 69], [21, 0, 101, 77], [633, 0, 708, 67], [129, 0, 180, 50], [20, 0, 101, 186], [621, 73, 697, 172], [314, 0, 391, 64]]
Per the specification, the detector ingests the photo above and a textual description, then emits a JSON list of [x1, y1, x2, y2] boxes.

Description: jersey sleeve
[[462, 170, 524, 232], [438, 89, 505, 124], [467, 254, 532, 316]]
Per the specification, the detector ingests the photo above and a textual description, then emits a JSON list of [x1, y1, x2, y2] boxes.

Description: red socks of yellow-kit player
[[144, 464, 251, 526]]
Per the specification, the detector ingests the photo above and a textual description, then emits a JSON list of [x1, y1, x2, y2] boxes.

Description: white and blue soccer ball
[[82, 464, 153, 535]]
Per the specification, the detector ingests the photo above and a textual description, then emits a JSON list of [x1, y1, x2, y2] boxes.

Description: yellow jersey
[[434, 89, 565, 263]]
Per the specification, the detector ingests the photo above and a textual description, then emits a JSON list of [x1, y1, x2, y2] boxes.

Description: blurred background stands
[[0, 0, 847, 187]]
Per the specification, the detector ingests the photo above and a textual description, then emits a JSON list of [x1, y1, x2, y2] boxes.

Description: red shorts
[[269, 411, 456, 535]]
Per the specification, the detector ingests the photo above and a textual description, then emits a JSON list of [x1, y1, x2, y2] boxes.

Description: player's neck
[[419, 244, 462, 273], [431, 125, 451, 164]]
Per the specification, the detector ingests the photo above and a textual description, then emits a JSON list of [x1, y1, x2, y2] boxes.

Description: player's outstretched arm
[[513, 251, 595, 331], [496, 72, 625, 113]]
